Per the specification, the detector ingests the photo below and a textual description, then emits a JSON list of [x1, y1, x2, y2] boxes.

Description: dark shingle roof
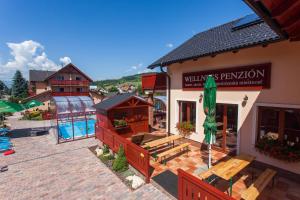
[[29, 70, 56, 82], [148, 15, 282, 69], [93, 93, 149, 113]]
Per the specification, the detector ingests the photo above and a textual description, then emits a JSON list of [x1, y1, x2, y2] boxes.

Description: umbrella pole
[[208, 136, 212, 168]]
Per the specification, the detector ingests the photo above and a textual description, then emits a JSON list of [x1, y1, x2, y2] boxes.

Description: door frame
[[215, 100, 241, 155]]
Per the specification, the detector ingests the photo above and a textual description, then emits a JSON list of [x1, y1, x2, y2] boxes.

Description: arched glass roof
[[53, 96, 96, 115]]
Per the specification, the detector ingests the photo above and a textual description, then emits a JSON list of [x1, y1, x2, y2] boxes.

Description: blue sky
[[0, 0, 253, 82]]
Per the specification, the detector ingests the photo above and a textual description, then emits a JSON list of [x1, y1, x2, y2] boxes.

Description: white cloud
[[138, 68, 152, 74], [131, 66, 137, 70], [126, 63, 143, 73], [59, 56, 72, 66], [166, 43, 174, 48], [0, 40, 71, 80], [124, 62, 154, 75]]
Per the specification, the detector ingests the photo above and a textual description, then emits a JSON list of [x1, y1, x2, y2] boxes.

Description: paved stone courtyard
[[0, 117, 171, 200], [150, 139, 300, 200], [2, 117, 300, 200]]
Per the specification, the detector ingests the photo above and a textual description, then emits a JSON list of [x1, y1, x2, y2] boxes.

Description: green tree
[[137, 84, 143, 95], [0, 80, 9, 96], [112, 145, 128, 172], [11, 70, 28, 99], [108, 86, 119, 93]]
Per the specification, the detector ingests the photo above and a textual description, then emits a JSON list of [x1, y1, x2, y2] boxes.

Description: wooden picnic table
[[211, 154, 255, 196], [142, 134, 183, 149]]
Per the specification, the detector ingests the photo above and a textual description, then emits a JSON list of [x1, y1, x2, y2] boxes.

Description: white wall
[[167, 40, 300, 174]]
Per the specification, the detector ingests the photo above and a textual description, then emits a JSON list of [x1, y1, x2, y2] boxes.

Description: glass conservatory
[[50, 96, 96, 143]]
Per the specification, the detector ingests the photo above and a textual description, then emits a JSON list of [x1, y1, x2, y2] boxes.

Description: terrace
[[148, 136, 300, 199], [93, 92, 300, 199], [96, 120, 300, 200]]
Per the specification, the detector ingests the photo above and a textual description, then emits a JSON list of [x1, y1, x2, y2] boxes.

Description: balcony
[[49, 80, 90, 86], [141, 73, 167, 92], [51, 92, 90, 96]]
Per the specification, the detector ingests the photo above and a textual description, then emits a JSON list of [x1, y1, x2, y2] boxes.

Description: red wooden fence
[[178, 169, 235, 200], [96, 125, 151, 183]]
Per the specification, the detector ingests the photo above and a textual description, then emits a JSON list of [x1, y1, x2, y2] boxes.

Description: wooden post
[[178, 169, 183, 200], [147, 93, 154, 128], [222, 104, 228, 151]]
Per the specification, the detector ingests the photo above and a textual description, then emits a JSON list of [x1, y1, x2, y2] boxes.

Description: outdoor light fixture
[[199, 93, 203, 103], [242, 95, 248, 107]]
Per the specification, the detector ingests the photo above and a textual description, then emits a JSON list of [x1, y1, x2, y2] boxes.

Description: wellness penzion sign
[[182, 63, 271, 90]]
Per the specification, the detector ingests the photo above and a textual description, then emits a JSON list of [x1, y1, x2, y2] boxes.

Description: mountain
[[93, 74, 142, 91]]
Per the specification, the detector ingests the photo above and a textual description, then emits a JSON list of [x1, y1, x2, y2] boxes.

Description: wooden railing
[[51, 92, 90, 96], [50, 80, 90, 86], [96, 125, 151, 183], [178, 169, 235, 200]]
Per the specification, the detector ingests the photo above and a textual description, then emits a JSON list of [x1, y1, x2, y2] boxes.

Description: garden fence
[[178, 169, 235, 200], [96, 125, 151, 183]]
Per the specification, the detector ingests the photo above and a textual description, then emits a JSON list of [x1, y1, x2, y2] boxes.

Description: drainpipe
[[160, 66, 171, 136]]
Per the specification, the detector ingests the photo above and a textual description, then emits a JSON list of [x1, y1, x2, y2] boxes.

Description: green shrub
[[102, 144, 110, 154], [99, 153, 114, 162], [29, 111, 41, 118], [112, 145, 128, 172], [21, 111, 42, 121]]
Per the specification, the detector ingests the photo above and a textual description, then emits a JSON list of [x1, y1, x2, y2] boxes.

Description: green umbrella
[[24, 100, 44, 109], [0, 100, 25, 113], [203, 75, 217, 168]]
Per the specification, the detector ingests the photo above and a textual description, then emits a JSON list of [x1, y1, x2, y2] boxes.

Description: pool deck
[[0, 116, 171, 200]]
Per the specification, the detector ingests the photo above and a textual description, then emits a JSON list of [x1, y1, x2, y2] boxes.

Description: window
[[256, 106, 300, 161], [57, 75, 64, 80], [59, 87, 64, 92], [76, 88, 83, 92], [75, 76, 81, 81], [257, 106, 300, 143], [179, 101, 196, 125]]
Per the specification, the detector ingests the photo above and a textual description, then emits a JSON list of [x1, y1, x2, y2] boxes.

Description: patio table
[[142, 134, 183, 149], [211, 154, 255, 196]]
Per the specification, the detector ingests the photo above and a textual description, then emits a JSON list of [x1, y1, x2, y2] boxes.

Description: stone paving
[[0, 117, 171, 200], [150, 138, 300, 200], [2, 117, 300, 200]]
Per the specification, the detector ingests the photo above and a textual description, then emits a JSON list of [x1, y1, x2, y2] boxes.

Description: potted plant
[[176, 121, 195, 138], [255, 135, 300, 162], [113, 119, 128, 128]]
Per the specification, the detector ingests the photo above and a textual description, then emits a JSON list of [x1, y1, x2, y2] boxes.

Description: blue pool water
[[58, 119, 96, 140]]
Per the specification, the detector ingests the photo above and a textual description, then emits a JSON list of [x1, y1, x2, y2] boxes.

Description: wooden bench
[[155, 143, 190, 164], [142, 135, 183, 149], [241, 168, 277, 200]]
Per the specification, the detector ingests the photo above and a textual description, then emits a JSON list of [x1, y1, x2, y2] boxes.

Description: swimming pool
[[58, 118, 96, 140]]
